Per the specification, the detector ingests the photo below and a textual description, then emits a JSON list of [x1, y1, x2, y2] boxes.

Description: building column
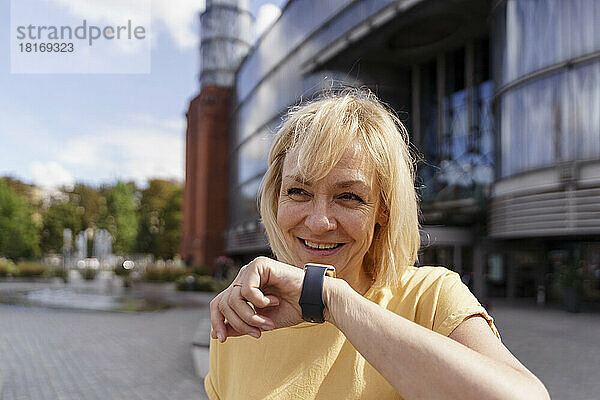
[[506, 253, 517, 300], [472, 242, 487, 300], [453, 244, 462, 271], [181, 86, 232, 271], [411, 64, 421, 148], [436, 53, 446, 154]]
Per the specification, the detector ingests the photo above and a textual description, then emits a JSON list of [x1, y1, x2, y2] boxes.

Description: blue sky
[[1, 0, 284, 189]]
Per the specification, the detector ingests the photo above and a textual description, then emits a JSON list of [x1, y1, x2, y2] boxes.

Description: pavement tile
[[0, 304, 208, 400]]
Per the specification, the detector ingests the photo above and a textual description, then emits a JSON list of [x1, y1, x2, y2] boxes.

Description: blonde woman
[[206, 90, 549, 400]]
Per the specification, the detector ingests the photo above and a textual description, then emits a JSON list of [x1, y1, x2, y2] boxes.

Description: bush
[[81, 268, 97, 280], [215, 275, 236, 292], [50, 267, 68, 282], [0, 257, 16, 277], [191, 265, 210, 276], [144, 265, 188, 282], [214, 256, 236, 280], [143, 266, 162, 281], [176, 274, 214, 292], [16, 261, 46, 277], [114, 264, 131, 277], [176, 274, 234, 292]]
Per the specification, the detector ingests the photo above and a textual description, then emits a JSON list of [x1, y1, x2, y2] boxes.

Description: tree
[[98, 181, 138, 255], [67, 183, 105, 230], [161, 185, 183, 259], [137, 179, 182, 259], [40, 201, 82, 253], [0, 178, 40, 260]]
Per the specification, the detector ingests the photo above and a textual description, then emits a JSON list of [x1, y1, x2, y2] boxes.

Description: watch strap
[[298, 264, 334, 323]]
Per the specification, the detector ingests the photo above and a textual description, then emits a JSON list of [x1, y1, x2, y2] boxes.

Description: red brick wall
[[181, 86, 232, 271]]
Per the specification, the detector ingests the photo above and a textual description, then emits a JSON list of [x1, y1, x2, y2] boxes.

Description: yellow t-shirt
[[205, 266, 500, 400]]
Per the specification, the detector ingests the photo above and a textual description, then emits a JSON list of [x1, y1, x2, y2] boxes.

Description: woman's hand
[[209, 256, 305, 342]]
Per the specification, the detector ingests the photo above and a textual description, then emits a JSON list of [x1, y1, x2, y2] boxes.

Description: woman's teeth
[[303, 239, 340, 250]]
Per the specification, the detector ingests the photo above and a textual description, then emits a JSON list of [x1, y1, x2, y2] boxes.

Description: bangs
[[287, 96, 371, 182]]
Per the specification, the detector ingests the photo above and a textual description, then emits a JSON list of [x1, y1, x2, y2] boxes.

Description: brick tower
[[181, 0, 253, 269]]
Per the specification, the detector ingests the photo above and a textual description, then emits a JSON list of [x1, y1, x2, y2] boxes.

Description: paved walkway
[[490, 301, 600, 400], [1, 289, 599, 400], [0, 305, 209, 400]]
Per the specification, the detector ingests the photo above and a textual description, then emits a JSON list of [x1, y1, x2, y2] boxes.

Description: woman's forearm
[[323, 278, 549, 400]]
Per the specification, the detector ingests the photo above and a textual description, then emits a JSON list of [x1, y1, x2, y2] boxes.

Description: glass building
[[220, 0, 600, 304]]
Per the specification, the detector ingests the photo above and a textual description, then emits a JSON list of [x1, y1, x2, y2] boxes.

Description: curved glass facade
[[236, 0, 399, 103], [495, 0, 600, 87], [235, 131, 274, 185], [494, 0, 600, 177], [229, 0, 401, 228], [417, 40, 495, 203], [230, 177, 262, 225]]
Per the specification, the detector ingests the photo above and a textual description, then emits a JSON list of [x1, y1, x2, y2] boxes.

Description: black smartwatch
[[298, 263, 336, 323]]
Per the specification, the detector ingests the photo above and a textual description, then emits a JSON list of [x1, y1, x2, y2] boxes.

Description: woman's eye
[[338, 192, 364, 203], [287, 188, 311, 199]]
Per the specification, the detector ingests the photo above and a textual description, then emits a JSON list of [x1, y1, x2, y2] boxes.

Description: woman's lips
[[298, 237, 345, 256]]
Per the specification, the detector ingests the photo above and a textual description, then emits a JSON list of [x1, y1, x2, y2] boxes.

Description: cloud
[[43, 0, 205, 50], [152, 0, 206, 50], [40, 0, 284, 51], [255, 3, 281, 40], [4, 113, 184, 188], [30, 161, 74, 189], [57, 115, 185, 186]]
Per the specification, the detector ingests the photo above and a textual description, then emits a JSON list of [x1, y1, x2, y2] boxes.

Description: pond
[[0, 271, 174, 312]]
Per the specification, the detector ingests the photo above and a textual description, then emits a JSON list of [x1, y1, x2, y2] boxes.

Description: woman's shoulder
[[369, 265, 462, 306], [383, 266, 490, 336], [398, 265, 460, 289]]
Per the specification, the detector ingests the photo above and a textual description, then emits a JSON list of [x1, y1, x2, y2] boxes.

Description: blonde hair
[[259, 89, 420, 288]]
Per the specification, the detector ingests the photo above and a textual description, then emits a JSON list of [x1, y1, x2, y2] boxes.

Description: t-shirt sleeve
[[431, 271, 500, 339], [204, 340, 221, 400]]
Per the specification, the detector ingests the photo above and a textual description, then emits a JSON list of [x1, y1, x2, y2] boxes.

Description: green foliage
[[15, 261, 46, 277], [67, 183, 104, 229], [40, 202, 82, 253], [81, 268, 97, 280], [49, 267, 68, 282], [0, 179, 40, 259], [98, 181, 138, 255], [136, 179, 183, 259], [113, 264, 131, 277], [0, 177, 184, 262], [143, 265, 188, 282], [176, 274, 234, 292], [0, 257, 17, 277], [162, 185, 183, 259], [191, 265, 210, 276], [176, 274, 216, 292], [555, 261, 593, 290]]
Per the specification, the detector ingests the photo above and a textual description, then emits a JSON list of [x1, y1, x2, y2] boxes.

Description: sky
[[1, 0, 284, 189]]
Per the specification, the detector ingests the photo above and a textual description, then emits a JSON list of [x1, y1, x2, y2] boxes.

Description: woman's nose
[[304, 200, 337, 233]]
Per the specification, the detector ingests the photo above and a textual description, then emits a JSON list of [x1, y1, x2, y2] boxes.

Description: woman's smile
[[298, 237, 346, 255]]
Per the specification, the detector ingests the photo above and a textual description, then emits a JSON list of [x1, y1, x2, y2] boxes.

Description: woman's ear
[[376, 206, 389, 227]]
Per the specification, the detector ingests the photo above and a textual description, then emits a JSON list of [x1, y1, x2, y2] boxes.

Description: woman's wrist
[[322, 277, 350, 326]]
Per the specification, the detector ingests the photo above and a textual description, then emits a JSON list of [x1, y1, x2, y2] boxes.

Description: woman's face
[[276, 145, 387, 280]]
